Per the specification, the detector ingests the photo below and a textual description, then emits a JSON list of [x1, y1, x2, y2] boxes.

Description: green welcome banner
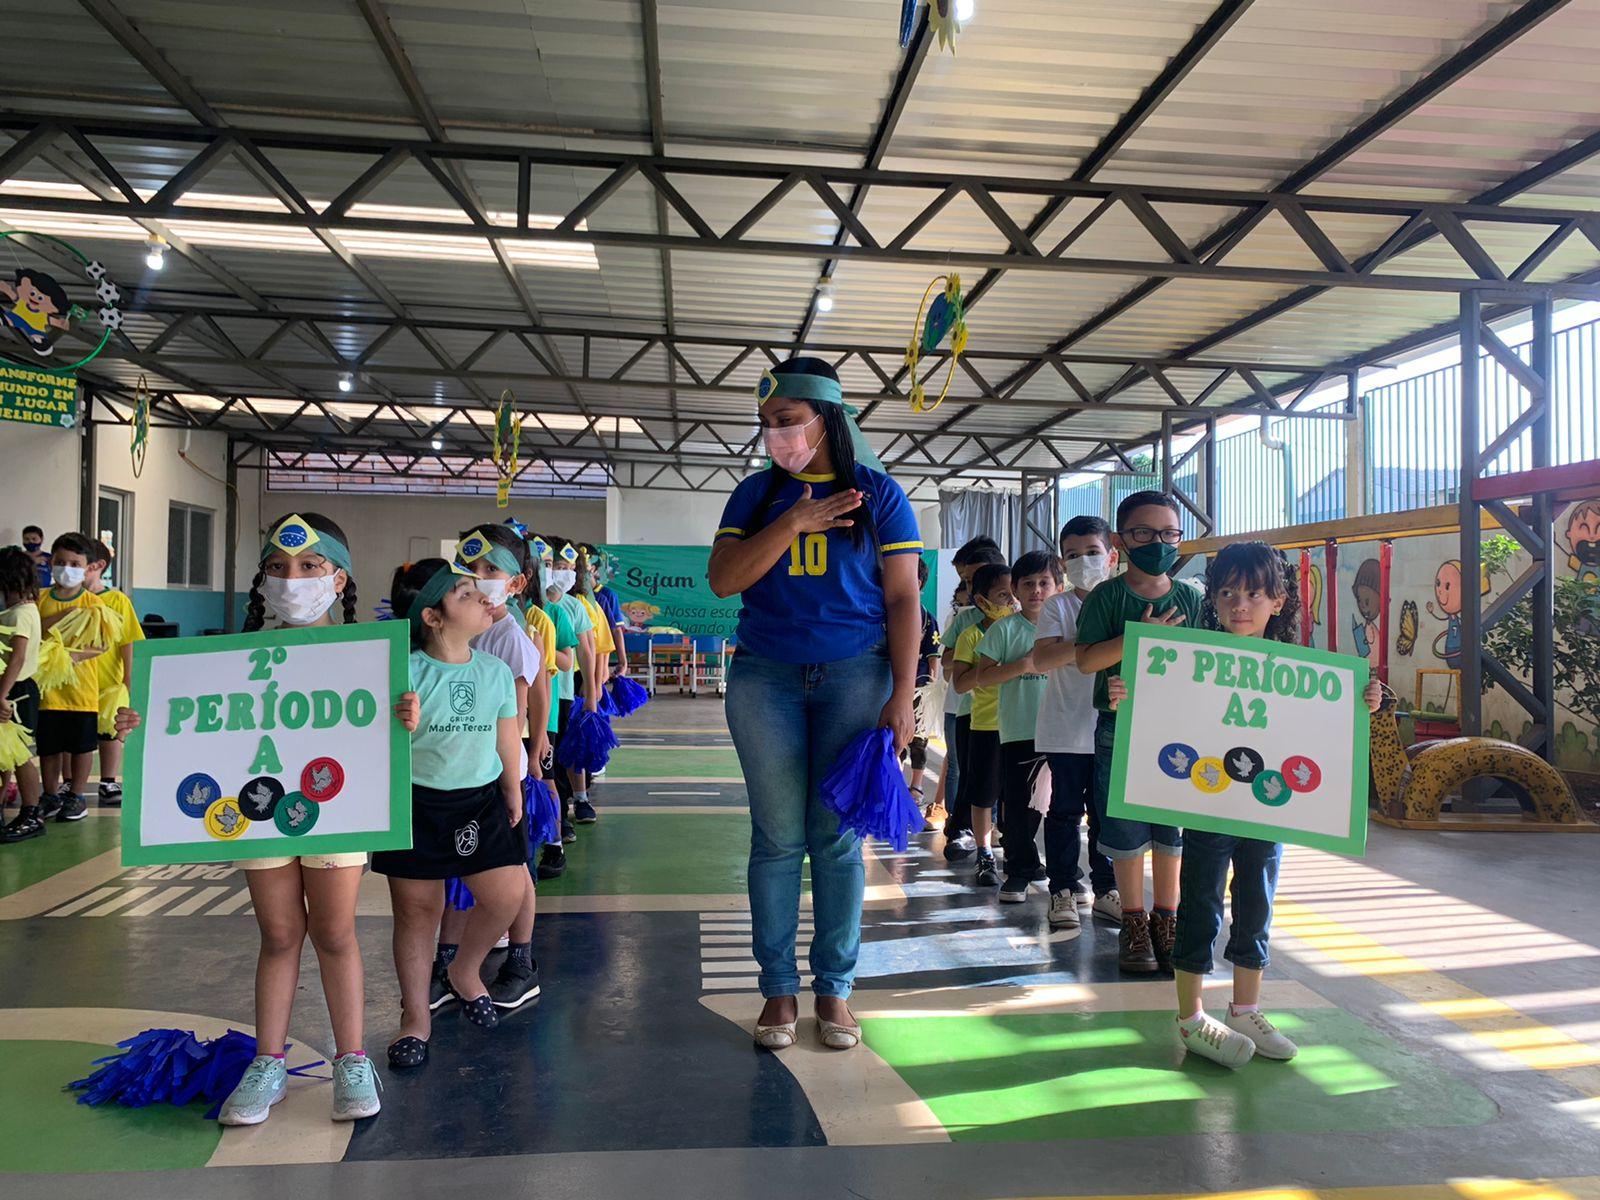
[[600, 543, 939, 640], [0, 364, 78, 428]]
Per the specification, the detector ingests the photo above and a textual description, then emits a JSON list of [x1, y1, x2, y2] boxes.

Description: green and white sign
[[123, 623, 413, 866], [0, 364, 77, 428], [1106, 623, 1370, 856]]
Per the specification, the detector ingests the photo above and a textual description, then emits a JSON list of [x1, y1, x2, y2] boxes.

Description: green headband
[[404, 562, 473, 634], [262, 514, 353, 576], [455, 530, 522, 578]]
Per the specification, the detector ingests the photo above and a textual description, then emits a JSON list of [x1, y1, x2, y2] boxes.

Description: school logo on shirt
[[449, 681, 476, 716], [455, 820, 480, 857]]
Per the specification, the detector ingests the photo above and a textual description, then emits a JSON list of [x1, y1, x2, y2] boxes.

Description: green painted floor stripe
[[541, 811, 808, 897], [604, 747, 743, 780], [0, 818, 122, 900], [860, 1008, 1495, 1143], [0, 1040, 222, 1173]]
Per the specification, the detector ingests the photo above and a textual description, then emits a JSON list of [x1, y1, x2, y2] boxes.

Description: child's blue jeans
[[1171, 830, 1284, 974], [725, 644, 891, 1000]]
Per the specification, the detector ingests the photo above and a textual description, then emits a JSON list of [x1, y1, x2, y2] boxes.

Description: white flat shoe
[[817, 1018, 861, 1050], [754, 1021, 797, 1050]]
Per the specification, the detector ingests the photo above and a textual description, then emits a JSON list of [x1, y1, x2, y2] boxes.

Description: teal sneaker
[[331, 1053, 381, 1121], [218, 1055, 287, 1126]]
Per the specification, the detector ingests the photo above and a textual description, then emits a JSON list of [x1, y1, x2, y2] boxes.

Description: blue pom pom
[[597, 684, 621, 718], [528, 777, 561, 850], [820, 728, 922, 853], [607, 674, 650, 717], [445, 877, 476, 911], [69, 1027, 307, 1119], [556, 704, 620, 773]]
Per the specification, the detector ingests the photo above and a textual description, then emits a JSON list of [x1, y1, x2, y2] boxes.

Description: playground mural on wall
[[1252, 497, 1600, 775]]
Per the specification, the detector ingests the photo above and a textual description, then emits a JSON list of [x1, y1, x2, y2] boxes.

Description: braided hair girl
[[244, 513, 358, 632]]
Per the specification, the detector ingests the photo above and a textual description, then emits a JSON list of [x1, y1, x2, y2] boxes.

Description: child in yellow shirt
[[37, 533, 113, 823], [86, 539, 143, 806]]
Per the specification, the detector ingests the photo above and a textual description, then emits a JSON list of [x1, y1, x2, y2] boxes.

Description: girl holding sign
[[116, 513, 383, 1125], [381, 558, 529, 1063], [1109, 542, 1381, 1068]]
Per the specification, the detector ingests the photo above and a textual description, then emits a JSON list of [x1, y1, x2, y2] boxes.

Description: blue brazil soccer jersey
[[715, 464, 923, 664]]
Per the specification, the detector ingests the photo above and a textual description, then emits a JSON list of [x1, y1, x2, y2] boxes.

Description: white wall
[[0, 421, 81, 547], [258, 491, 604, 599], [605, 486, 731, 545]]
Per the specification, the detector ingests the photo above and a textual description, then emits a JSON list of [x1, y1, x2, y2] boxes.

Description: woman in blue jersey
[[708, 356, 922, 1052]]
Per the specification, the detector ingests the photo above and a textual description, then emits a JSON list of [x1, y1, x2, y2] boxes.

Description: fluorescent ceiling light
[[0, 181, 599, 270]]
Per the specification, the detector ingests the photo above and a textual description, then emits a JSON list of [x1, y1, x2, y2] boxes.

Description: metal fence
[[1056, 316, 1600, 537]]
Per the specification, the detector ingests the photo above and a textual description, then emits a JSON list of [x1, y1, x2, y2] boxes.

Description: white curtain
[[939, 487, 1020, 557]]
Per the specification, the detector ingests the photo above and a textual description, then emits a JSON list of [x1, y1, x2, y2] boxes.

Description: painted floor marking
[[0, 1007, 349, 1169], [1014, 1180, 1600, 1200]]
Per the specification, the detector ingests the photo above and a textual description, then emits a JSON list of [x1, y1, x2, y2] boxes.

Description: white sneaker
[[1176, 1012, 1256, 1069], [217, 1055, 287, 1126], [1226, 1008, 1298, 1060], [1047, 892, 1081, 929], [1072, 887, 1093, 910], [493, 933, 510, 950], [1091, 889, 1122, 923]]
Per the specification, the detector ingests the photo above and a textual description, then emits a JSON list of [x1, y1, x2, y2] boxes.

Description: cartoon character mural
[[1564, 499, 1600, 635], [1427, 559, 1491, 668], [1352, 557, 1382, 665], [620, 600, 661, 633], [0, 267, 74, 356]]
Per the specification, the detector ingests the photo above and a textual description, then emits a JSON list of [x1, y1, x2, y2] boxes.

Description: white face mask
[[475, 577, 511, 607], [261, 575, 340, 625], [1062, 554, 1110, 592], [55, 564, 87, 587], [550, 568, 577, 595]]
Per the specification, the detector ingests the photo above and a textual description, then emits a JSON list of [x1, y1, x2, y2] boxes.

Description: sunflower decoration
[[491, 388, 523, 509], [905, 273, 969, 414]]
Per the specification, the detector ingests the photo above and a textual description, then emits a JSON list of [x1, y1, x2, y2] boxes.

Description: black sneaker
[[0, 806, 46, 843], [37, 791, 65, 821], [56, 794, 88, 822], [560, 819, 577, 844], [573, 800, 597, 825], [1029, 864, 1048, 883], [974, 852, 999, 887], [98, 781, 122, 807], [942, 831, 976, 862], [537, 845, 566, 879], [998, 875, 1030, 903], [428, 963, 456, 1012], [488, 959, 541, 1010]]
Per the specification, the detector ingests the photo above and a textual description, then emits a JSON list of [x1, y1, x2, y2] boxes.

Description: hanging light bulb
[[815, 275, 835, 313], [431, 437, 443, 450], [955, 0, 975, 21], [144, 236, 166, 271], [338, 373, 353, 392]]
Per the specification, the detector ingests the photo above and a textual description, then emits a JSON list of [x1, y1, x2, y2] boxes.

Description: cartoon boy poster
[[0, 267, 73, 356]]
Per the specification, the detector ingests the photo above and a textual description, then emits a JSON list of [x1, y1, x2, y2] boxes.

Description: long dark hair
[[1203, 541, 1301, 644], [750, 357, 868, 547], [390, 557, 452, 650], [0, 545, 38, 603], [245, 511, 358, 632]]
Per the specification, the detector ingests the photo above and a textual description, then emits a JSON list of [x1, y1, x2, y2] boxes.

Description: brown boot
[[1150, 910, 1177, 973], [1119, 911, 1158, 973]]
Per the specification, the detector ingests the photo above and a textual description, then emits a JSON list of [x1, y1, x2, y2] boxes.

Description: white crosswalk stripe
[[698, 910, 814, 992]]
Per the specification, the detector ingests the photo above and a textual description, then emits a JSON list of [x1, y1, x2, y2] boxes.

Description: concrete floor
[[3, 695, 1599, 1199]]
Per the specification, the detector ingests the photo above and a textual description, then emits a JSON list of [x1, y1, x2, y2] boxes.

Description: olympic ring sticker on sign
[[1156, 743, 1200, 780], [176, 772, 221, 818], [204, 797, 250, 840], [275, 791, 319, 837], [238, 776, 285, 822], [1253, 770, 1291, 808], [1281, 755, 1322, 794], [301, 757, 345, 802], [1189, 756, 1230, 795], [1224, 746, 1265, 784]]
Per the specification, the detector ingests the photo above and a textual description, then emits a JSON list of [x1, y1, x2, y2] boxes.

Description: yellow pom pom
[[99, 684, 129, 738], [33, 636, 75, 692], [54, 605, 123, 652], [0, 720, 33, 773]]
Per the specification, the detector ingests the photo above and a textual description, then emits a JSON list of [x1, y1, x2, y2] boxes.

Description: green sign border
[[123, 621, 413, 866], [1105, 621, 1371, 857]]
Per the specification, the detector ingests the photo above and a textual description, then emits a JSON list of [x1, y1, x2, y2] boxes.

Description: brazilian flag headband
[[403, 561, 474, 634], [263, 514, 352, 576], [755, 368, 883, 472], [455, 529, 522, 578]]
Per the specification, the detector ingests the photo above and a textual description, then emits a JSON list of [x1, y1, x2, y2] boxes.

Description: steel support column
[[1018, 471, 1060, 554], [223, 436, 239, 634], [1527, 298, 1557, 759], [1458, 294, 1483, 739], [78, 382, 96, 533]]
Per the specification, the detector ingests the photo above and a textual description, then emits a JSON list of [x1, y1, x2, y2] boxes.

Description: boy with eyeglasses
[[1074, 492, 1201, 973]]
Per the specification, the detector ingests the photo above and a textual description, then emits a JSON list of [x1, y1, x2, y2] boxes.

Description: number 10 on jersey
[[787, 533, 828, 577]]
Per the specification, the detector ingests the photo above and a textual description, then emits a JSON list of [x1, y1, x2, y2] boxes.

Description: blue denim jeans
[[726, 644, 892, 999], [1171, 830, 1283, 974], [1093, 711, 1183, 860], [1045, 752, 1114, 897], [942, 711, 962, 805]]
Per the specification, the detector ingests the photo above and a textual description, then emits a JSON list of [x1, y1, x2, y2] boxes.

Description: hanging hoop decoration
[[131, 374, 151, 478], [491, 388, 523, 509], [0, 230, 123, 374], [905, 273, 969, 414]]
